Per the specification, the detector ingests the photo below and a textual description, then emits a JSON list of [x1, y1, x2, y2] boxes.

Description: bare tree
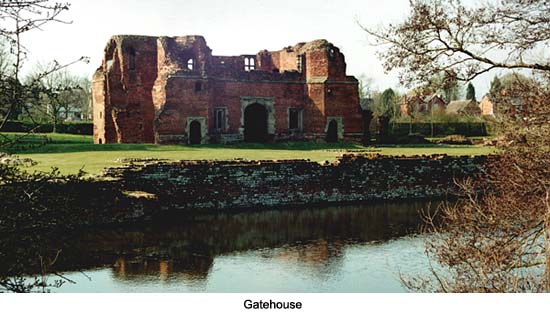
[[360, 0, 550, 88], [363, 0, 550, 292], [0, 1, 88, 292], [358, 74, 374, 101], [405, 78, 550, 292], [0, 0, 87, 133], [26, 64, 89, 132], [74, 76, 91, 120], [0, 38, 10, 75]]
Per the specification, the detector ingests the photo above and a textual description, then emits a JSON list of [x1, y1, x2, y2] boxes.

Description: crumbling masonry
[[92, 35, 362, 144]]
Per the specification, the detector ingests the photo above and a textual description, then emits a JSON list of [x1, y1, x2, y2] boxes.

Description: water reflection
[[1, 201, 438, 292], [111, 256, 213, 283]]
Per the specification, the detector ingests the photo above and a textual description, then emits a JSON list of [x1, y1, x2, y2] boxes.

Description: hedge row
[[0, 121, 93, 135], [388, 122, 488, 137], [2, 121, 488, 138]]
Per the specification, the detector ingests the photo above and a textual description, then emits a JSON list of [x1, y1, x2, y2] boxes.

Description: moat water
[[10, 201, 440, 292]]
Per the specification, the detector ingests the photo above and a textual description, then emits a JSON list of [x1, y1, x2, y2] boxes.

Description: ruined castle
[[92, 35, 362, 144]]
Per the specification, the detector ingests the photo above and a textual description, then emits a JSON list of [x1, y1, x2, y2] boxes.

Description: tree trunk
[[361, 110, 373, 145], [545, 192, 550, 292]]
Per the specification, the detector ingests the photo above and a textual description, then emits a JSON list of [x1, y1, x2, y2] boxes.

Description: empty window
[[214, 108, 227, 131], [128, 48, 136, 70], [289, 108, 303, 131], [99, 111, 103, 119], [329, 48, 336, 59], [195, 81, 203, 92], [296, 55, 303, 73], [187, 59, 194, 70], [244, 57, 255, 71]]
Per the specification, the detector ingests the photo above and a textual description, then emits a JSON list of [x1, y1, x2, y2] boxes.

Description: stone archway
[[326, 119, 338, 143], [240, 96, 275, 142], [189, 120, 202, 144], [244, 103, 268, 142]]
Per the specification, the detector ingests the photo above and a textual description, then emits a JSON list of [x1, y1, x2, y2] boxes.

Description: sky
[[18, 0, 500, 97]]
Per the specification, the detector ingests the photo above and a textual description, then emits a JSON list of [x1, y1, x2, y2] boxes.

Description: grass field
[[1, 132, 496, 175]]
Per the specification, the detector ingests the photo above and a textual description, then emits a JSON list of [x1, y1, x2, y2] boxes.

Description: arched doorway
[[189, 120, 201, 144], [244, 103, 268, 142], [326, 120, 338, 143]]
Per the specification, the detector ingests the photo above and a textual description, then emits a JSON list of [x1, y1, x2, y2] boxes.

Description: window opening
[[289, 108, 303, 131], [244, 57, 255, 71], [195, 81, 202, 92], [214, 108, 227, 131], [296, 55, 303, 73]]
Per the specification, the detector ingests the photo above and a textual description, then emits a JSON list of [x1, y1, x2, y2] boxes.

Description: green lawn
[[1, 132, 496, 175]]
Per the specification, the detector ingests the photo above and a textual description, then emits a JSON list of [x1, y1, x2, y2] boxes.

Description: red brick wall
[[92, 72, 108, 144], [211, 80, 306, 134], [305, 50, 329, 78], [278, 49, 300, 72], [93, 36, 159, 144], [256, 50, 274, 72], [305, 83, 326, 134], [93, 35, 361, 144], [156, 77, 211, 135], [325, 82, 362, 136]]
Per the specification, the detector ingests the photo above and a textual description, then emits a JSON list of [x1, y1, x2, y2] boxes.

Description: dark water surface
[[10, 201, 438, 292]]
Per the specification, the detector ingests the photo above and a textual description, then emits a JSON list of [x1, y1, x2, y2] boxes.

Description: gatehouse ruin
[[92, 35, 362, 144]]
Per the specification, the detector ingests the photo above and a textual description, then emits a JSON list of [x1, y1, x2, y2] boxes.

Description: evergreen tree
[[466, 82, 476, 101], [489, 76, 503, 98], [429, 72, 462, 103], [374, 88, 400, 120]]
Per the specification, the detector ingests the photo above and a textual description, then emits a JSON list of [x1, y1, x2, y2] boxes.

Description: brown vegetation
[[407, 78, 550, 292], [363, 0, 550, 292]]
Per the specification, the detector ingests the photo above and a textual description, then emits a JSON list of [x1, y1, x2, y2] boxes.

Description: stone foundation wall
[[1, 154, 490, 233], [103, 154, 488, 211]]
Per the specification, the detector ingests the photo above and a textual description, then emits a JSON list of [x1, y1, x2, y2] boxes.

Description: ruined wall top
[[96, 35, 353, 82]]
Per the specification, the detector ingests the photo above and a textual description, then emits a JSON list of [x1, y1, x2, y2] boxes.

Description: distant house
[[401, 94, 446, 116], [479, 92, 528, 117], [426, 94, 446, 112], [446, 100, 481, 115], [401, 95, 423, 115], [62, 107, 84, 121], [46, 105, 84, 121], [479, 95, 495, 116]]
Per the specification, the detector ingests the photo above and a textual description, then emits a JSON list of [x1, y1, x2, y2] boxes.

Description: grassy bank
[[1, 132, 496, 175]]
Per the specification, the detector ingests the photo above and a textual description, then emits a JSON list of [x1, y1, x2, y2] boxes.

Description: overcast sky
[[19, 0, 501, 97]]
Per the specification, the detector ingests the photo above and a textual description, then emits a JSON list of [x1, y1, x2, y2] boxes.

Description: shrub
[[0, 121, 93, 135], [436, 134, 473, 145], [389, 122, 488, 137]]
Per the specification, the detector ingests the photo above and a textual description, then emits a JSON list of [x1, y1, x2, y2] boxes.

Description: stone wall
[[1, 154, 490, 233], [103, 154, 488, 212]]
